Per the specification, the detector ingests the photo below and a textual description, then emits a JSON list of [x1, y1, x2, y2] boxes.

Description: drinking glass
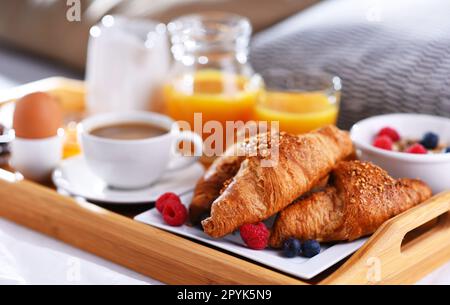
[[254, 69, 341, 134]]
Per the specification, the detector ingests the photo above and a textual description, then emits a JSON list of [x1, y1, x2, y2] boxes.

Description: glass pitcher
[[164, 13, 262, 147]]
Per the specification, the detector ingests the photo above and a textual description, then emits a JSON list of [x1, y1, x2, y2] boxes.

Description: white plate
[[52, 155, 205, 204], [135, 193, 368, 280]]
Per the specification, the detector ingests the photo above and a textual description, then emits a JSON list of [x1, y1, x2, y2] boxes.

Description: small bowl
[[350, 113, 450, 194]]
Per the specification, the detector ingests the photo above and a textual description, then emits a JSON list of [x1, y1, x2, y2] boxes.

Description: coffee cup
[[78, 111, 202, 189]]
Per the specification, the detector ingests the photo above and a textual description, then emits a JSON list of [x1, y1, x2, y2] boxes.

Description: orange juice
[[63, 122, 82, 159], [164, 70, 259, 138], [254, 91, 338, 134]]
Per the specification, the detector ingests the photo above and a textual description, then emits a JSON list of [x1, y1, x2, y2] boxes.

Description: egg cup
[[10, 129, 64, 182]]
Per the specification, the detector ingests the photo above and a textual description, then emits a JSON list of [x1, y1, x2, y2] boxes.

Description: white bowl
[[350, 113, 450, 194]]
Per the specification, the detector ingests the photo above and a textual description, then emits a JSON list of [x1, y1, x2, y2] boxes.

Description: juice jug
[[164, 13, 262, 152]]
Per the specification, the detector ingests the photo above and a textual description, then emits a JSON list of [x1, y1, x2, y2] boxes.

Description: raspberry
[[156, 192, 181, 213], [239, 222, 269, 250], [377, 127, 400, 142], [406, 143, 428, 154], [162, 200, 187, 226], [373, 135, 393, 150]]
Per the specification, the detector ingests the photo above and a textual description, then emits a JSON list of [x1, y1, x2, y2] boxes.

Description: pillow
[[251, 0, 450, 129]]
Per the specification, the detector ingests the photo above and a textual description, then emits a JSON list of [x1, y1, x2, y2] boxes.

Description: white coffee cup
[[79, 111, 203, 189]]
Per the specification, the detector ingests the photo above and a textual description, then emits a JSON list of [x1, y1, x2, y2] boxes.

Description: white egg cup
[[10, 130, 64, 182]]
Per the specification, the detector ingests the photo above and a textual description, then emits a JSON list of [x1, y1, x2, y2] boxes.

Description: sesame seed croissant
[[269, 161, 432, 247], [200, 125, 354, 238]]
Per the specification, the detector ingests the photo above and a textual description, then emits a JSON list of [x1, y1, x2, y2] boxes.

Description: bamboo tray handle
[[323, 191, 450, 284]]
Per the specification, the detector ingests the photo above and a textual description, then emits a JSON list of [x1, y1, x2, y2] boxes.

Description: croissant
[[201, 125, 354, 238], [190, 144, 334, 225], [269, 160, 432, 247], [190, 129, 283, 224], [189, 144, 245, 224]]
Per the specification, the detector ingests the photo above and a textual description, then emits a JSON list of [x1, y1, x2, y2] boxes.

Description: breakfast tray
[[0, 77, 449, 285]]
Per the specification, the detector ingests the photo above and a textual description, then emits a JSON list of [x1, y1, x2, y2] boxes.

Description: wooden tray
[[0, 77, 449, 284]]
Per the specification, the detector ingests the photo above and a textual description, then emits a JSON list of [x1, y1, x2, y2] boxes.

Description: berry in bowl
[[350, 113, 450, 193], [372, 127, 447, 154]]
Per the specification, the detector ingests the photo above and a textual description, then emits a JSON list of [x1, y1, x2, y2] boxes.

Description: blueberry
[[420, 132, 439, 149], [301, 240, 321, 258], [282, 238, 301, 258], [445, 147, 450, 153]]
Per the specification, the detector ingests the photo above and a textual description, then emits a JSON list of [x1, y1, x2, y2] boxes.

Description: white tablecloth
[[0, 46, 449, 285]]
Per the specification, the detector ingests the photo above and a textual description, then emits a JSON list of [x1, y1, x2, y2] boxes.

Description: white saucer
[[52, 155, 205, 204]]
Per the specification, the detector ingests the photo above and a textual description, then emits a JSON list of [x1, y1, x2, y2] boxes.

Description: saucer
[[52, 155, 205, 204]]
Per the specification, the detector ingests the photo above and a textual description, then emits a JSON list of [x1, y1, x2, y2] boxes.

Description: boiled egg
[[13, 92, 63, 139]]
